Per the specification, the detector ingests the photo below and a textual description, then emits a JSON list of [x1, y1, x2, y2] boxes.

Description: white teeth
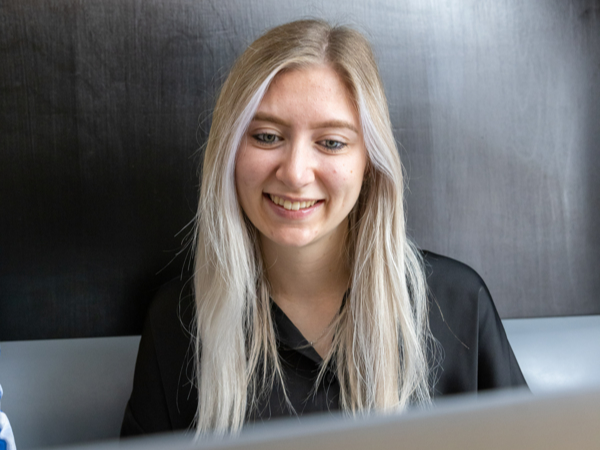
[[269, 194, 317, 211]]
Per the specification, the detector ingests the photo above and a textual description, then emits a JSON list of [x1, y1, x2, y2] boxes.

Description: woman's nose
[[275, 141, 315, 188]]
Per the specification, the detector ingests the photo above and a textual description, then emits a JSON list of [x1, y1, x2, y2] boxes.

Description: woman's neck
[[260, 222, 350, 356]]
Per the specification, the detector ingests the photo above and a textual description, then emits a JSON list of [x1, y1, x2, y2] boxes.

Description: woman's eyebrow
[[314, 120, 358, 134], [252, 113, 358, 134], [252, 112, 289, 127]]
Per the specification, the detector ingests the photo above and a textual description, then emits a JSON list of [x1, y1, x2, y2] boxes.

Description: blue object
[[0, 384, 17, 450]]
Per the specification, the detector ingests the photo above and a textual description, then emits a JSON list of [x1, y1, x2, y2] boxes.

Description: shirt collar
[[270, 299, 323, 364]]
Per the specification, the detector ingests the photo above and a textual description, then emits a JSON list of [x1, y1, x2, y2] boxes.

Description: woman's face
[[235, 64, 367, 252]]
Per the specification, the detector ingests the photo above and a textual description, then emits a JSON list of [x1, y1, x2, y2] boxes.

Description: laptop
[[56, 386, 600, 450]]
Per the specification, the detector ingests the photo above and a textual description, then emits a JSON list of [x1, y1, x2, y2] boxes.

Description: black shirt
[[121, 251, 527, 436]]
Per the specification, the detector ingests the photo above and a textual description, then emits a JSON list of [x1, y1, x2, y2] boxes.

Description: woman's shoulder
[[143, 275, 196, 401], [421, 250, 488, 297], [145, 275, 195, 337], [420, 250, 528, 394], [121, 276, 197, 436], [420, 249, 493, 328]]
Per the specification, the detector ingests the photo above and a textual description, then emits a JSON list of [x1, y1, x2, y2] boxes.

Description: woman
[[122, 19, 526, 437]]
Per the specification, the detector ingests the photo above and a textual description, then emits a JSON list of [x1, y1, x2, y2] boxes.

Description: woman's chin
[[256, 219, 349, 253], [260, 229, 323, 250]]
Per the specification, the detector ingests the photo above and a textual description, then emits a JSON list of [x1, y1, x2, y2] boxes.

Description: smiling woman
[[236, 65, 367, 253], [122, 19, 527, 438], [235, 65, 367, 360]]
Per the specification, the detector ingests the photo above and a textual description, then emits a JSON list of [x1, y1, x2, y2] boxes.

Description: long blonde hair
[[193, 19, 432, 435]]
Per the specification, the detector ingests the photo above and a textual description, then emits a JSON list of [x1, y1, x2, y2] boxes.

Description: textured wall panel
[[0, 0, 598, 339]]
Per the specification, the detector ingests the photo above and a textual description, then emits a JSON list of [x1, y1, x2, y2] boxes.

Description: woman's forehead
[[255, 65, 359, 128]]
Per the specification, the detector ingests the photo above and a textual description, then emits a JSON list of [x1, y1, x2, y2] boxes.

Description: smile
[[269, 194, 318, 211]]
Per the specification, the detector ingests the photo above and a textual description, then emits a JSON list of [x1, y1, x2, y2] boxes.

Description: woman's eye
[[253, 133, 280, 145], [321, 139, 346, 151]]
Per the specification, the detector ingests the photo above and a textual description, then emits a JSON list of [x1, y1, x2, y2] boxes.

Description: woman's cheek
[[236, 150, 263, 189]]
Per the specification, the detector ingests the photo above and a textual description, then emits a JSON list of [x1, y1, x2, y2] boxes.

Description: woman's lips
[[264, 193, 323, 216], [268, 194, 319, 211]]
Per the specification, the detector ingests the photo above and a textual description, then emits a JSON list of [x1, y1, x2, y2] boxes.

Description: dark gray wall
[[1, 0, 598, 339]]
